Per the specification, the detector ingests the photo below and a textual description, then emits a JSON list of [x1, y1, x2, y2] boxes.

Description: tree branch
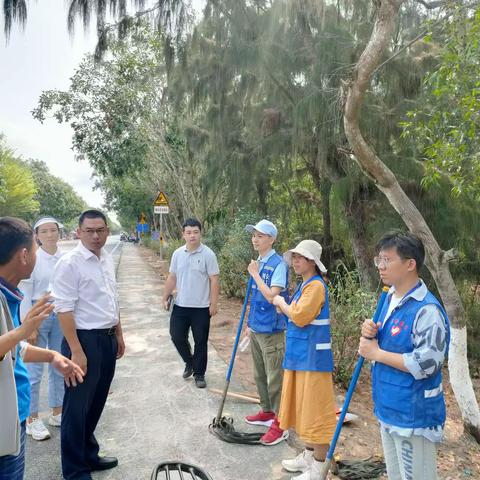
[[414, 0, 448, 9]]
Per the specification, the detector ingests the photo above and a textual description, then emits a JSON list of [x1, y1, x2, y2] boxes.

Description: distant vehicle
[[128, 234, 139, 244]]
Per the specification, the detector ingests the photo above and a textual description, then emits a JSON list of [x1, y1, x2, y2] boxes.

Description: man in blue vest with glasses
[[359, 231, 450, 480], [244, 219, 289, 446]]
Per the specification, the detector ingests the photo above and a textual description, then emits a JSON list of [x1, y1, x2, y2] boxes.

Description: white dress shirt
[[19, 246, 63, 320], [51, 242, 119, 330]]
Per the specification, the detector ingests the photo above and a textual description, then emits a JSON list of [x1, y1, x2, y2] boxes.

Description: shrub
[[213, 212, 256, 297], [165, 237, 183, 261], [458, 280, 480, 377], [329, 263, 377, 387], [140, 235, 182, 262]]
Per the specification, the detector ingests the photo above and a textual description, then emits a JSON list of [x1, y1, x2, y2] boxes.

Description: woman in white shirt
[[20, 217, 65, 441]]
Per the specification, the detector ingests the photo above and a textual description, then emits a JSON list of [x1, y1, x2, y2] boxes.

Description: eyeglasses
[[374, 256, 395, 268], [81, 228, 107, 236]]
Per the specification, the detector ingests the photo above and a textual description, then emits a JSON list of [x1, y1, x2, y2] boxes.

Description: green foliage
[[24, 159, 87, 224], [402, 6, 480, 199], [165, 237, 184, 261], [141, 235, 183, 262], [0, 141, 39, 218], [27, 3, 480, 376], [206, 211, 257, 298], [0, 136, 88, 226], [458, 281, 480, 378], [329, 263, 377, 387]]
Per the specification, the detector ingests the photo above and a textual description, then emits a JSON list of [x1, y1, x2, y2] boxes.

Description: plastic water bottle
[[239, 336, 250, 352]]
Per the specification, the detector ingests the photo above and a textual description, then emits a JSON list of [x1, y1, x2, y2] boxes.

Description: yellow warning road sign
[[153, 192, 169, 206]]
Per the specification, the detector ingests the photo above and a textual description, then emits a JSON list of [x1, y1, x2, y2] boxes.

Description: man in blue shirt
[[243, 219, 289, 446], [0, 217, 84, 480]]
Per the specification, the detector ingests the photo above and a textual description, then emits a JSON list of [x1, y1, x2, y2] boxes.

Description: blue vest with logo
[[247, 253, 288, 334], [372, 287, 450, 429], [283, 275, 334, 372]]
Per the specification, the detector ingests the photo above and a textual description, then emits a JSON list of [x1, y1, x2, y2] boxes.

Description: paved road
[[24, 243, 294, 480]]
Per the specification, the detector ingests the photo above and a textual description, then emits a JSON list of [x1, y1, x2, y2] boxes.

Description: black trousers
[[61, 330, 117, 480], [169, 306, 211, 376]]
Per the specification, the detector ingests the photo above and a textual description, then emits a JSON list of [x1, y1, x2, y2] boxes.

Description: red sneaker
[[244, 410, 275, 426], [260, 418, 289, 445]]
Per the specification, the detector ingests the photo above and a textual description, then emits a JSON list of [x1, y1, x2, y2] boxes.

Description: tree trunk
[[307, 147, 335, 265], [344, 193, 377, 291], [319, 179, 334, 266], [256, 177, 268, 216], [343, 0, 480, 441]]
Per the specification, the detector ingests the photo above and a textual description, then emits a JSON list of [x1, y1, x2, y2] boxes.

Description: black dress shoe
[[194, 375, 207, 388], [89, 456, 118, 471], [183, 364, 194, 379]]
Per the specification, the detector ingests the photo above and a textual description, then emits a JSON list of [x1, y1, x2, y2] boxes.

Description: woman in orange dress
[[273, 240, 337, 480]]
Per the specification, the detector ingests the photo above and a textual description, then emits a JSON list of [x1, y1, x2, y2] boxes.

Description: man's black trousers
[[169, 306, 210, 376], [61, 329, 117, 480]]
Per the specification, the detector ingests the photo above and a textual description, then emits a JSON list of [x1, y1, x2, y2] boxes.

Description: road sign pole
[[153, 192, 169, 260], [159, 213, 163, 260]]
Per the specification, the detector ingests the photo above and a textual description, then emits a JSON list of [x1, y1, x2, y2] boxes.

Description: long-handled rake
[[319, 286, 390, 479], [209, 277, 264, 444]]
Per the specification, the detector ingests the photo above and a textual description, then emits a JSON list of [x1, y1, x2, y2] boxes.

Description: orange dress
[[278, 280, 337, 444]]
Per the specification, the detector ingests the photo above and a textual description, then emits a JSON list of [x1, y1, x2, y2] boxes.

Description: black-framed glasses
[[81, 228, 107, 236]]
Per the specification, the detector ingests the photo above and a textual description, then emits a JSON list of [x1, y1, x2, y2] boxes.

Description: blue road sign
[[136, 223, 149, 234]]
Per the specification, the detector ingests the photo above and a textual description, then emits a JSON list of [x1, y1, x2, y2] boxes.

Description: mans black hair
[[376, 231, 425, 271], [0, 217, 34, 265], [79, 209, 108, 226], [182, 218, 202, 231]]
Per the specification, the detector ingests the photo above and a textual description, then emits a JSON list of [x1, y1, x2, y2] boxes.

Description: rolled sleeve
[[51, 260, 78, 313], [169, 250, 178, 274], [19, 278, 33, 321], [403, 304, 448, 380], [206, 251, 220, 276], [290, 281, 325, 327], [270, 261, 287, 289], [19, 341, 28, 359]]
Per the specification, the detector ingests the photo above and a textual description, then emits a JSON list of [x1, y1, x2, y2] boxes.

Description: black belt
[[78, 326, 117, 335]]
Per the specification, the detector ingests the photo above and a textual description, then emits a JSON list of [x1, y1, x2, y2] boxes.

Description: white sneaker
[[282, 449, 314, 473], [48, 413, 62, 427], [26, 418, 51, 441], [293, 459, 324, 480]]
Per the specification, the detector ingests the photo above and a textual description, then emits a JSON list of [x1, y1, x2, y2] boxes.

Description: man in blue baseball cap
[[243, 219, 289, 446]]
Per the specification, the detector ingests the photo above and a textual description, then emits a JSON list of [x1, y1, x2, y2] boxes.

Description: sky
[[0, 1, 106, 209], [0, 1, 205, 215]]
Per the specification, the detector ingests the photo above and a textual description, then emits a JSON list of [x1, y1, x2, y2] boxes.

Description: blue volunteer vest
[[247, 253, 288, 334], [372, 287, 450, 429], [283, 275, 334, 372]]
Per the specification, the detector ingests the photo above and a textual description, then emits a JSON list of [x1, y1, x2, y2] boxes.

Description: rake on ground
[[209, 277, 265, 444]]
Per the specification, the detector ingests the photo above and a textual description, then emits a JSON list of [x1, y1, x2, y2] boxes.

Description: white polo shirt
[[170, 243, 219, 308], [52, 242, 119, 329]]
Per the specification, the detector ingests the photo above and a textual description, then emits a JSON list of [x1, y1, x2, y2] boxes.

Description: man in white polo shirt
[[52, 210, 125, 480], [162, 218, 219, 389]]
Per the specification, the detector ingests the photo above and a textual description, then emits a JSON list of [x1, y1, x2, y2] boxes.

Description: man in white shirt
[[52, 210, 125, 480]]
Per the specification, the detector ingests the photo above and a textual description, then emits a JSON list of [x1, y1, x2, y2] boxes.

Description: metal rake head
[[151, 461, 214, 480]]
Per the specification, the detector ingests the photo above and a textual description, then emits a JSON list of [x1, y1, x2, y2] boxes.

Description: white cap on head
[[283, 239, 327, 274], [33, 217, 64, 231], [245, 219, 278, 238]]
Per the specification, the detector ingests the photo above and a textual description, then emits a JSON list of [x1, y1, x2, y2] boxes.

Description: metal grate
[[151, 461, 214, 480]]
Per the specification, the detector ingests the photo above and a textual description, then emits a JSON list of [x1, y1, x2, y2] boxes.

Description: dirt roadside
[[140, 245, 480, 479]]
